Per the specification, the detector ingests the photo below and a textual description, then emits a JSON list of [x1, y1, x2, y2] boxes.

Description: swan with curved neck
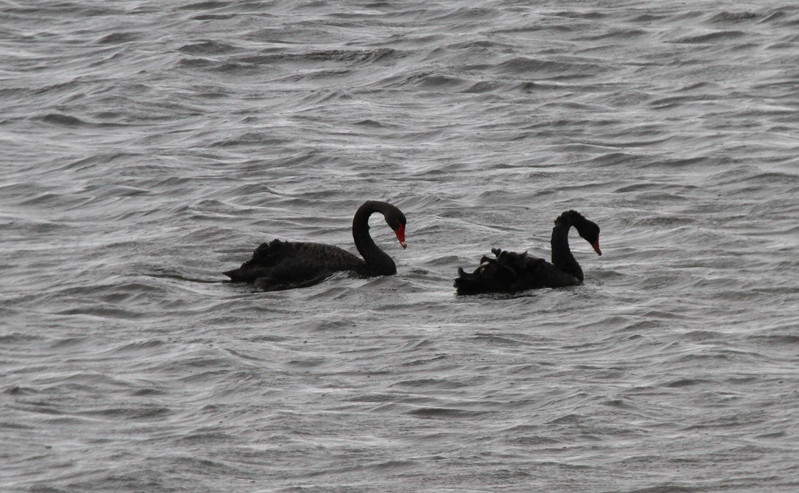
[[225, 200, 407, 291], [454, 210, 601, 295]]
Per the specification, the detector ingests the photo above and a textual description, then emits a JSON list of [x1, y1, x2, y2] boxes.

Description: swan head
[[577, 219, 601, 256], [358, 200, 408, 249], [386, 210, 407, 249], [561, 210, 601, 256], [383, 206, 408, 248]]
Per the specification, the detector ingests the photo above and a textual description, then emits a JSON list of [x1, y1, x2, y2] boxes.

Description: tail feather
[[224, 239, 287, 283], [454, 249, 547, 295]]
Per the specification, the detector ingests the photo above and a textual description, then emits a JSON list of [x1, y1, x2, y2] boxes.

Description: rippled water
[[2, 1, 799, 491]]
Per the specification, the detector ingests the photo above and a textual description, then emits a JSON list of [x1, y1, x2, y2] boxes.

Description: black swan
[[454, 210, 601, 295], [225, 200, 407, 291]]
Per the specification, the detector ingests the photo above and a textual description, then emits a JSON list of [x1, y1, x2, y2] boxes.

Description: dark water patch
[[0, 332, 44, 345], [172, 430, 235, 445], [675, 30, 747, 44], [614, 182, 697, 194], [628, 12, 674, 23], [178, 56, 217, 69], [209, 131, 295, 147], [762, 10, 799, 26], [4, 385, 35, 396], [707, 11, 759, 24], [629, 214, 695, 227], [660, 156, 716, 167], [602, 398, 635, 409], [42, 416, 100, 427], [131, 388, 166, 397], [546, 413, 582, 425], [509, 80, 567, 92], [354, 118, 385, 128], [96, 32, 140, 45], [747, 171, 799, 186], [234, 47, 400, 67], [400, 354, 448, 368], [553, 9, 607, 21], [365, 458, 421, 471], [391, 378, 470, 390], [462, 80, 507, 94], [111, 339, 165, 354], [664, 378, 711, 388], [2, 3, 122, 17], [577, 28, 647, 41], [38, 113, 87, 126], [287, 356, 328, 368], [398, 71, 470, 89], [648, 95, 700, 110], [46, 336, 92, 350], [680, 330, 724, 341], [347, 393, 398, 403], [407, 407, 485, 418], [295, 88, 355, 106], [469, 333, 535, 347], [308, 318, 355, 331], [579, 151, 644, 167], [746, 334, 799, 345], [59, 152, 143, 173], [680, 410, 768, 431], [495, 56, 605, 79], [192, 13, 236, 21], [52, 305, 149, 321], [427, 6, 500, 23], [179, 1, 230, 10], [178, 40, 239, 55], [9, 401, 64, 416]]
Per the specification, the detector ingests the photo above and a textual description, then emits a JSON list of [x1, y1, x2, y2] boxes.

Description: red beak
[[395, 224, 407, 249], [591, 239, 602, 256]]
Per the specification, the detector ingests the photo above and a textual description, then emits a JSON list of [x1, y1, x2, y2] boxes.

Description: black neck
[[352, 201, 397, 275], [550, 212, 584, 282]]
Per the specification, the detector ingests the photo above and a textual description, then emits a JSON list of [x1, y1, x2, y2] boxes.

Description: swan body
[[225, 201, 407, 291], [454, 210, 601, 295]]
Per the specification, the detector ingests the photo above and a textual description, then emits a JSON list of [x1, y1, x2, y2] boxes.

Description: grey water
[[2, 1, 799, 491]]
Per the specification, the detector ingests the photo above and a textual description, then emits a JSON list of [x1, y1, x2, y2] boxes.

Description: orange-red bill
[[395, 224, 407, 249], [591, 239, 602, 256]]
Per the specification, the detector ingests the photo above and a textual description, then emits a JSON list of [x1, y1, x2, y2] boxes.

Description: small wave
[[392, 378, 469, 390], [39, 113, 87, 126], [407, 407, 484, 418], [83, 405, 173, 420], [177, 57, 216, 69], [746, 334, 799, 345], [178, 40, 239, 55], [354, 119, 385, 128], [463, 80, 506, 94], [400, 72, 469, 89], [664, 378, 711, 388], [178, 0, 228, 10], [111, 339, 165, 353], [760, 10, 796, 26], [4, 385, 34, 396], [675, 30, 746, 44], [708, 11, 759, 24], [96, 32, 140, 45], [495, 56, 604, 78], [0, 332, 42, 345], [577, 28, 646, 41]]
